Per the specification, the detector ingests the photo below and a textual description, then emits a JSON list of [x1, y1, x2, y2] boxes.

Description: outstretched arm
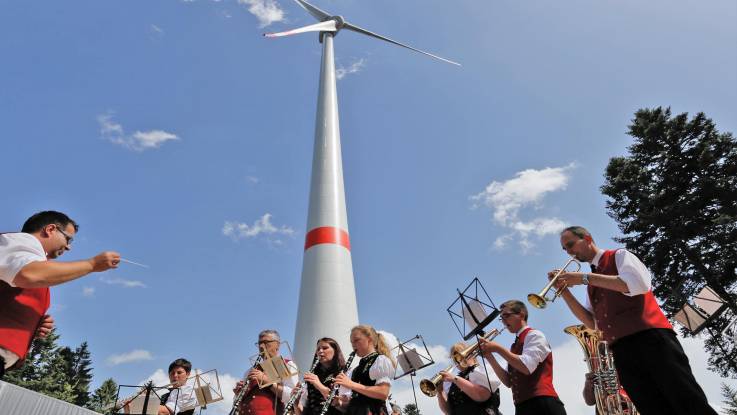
[[13, 251, 120, 288]]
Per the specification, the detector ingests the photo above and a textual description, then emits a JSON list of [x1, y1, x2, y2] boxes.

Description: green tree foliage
[[60, 342, 94, 407], [87, 378, 119, 413], [403, 403, 421, 415], [601, 107, 737, 377], [4, 328, 76, 401], [722, 383, 737, 415]]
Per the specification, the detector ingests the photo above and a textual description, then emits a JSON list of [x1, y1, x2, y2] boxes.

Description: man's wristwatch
[[581, 273, 590, 285]]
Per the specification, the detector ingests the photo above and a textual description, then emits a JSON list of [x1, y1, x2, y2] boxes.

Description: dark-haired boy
[[159, 358, 197, 415], [0, 211, 120, 379]]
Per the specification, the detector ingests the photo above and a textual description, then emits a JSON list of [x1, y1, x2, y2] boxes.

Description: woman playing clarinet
[[297, 338, 347, 415], [333, 325, 396, 415]]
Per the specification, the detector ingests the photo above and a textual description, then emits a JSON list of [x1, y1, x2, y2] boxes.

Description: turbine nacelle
[[263, 0, 460, 66]]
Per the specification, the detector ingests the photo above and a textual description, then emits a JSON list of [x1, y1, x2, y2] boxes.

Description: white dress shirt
[[0, 232, 47, 368], [0, 233, 46, 287], [514, 328, 551, 374], [164, 384, 198, 413], [584, 247, 652, 312]]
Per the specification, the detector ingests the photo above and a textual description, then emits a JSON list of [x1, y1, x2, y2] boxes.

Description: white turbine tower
[[266, 0, 459, 370]]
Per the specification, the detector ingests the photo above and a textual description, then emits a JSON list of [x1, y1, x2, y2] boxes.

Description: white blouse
[[441, 364, 500, 395], [339, 354, 394, 397]]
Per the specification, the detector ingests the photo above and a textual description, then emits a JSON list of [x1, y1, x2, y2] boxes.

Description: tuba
[[564, 325, 637, 415]]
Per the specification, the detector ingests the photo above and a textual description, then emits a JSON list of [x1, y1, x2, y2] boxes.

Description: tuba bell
[[564, 324, 637, 415]]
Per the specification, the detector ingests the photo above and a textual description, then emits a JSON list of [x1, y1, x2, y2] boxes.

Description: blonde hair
[[351, 324, 396, 368], [449, 342, 476, 368]]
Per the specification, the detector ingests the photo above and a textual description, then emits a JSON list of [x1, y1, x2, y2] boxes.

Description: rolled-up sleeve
[[614, 249, 651, 296], [0, 234, 46, 286], [518, 330, 551, 374]]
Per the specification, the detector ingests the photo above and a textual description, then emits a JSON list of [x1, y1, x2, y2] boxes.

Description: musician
[[479, 300, 566, 415], [551, 226, 716, 415], [297, 337, 346, 415], [333, 325, 396, 415], [233, 329, 299, 415], [158, 358, 197, 415], [0, 211, 119, 379], [436, 342, 501, 415]]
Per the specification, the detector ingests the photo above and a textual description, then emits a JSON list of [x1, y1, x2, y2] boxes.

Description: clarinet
[[284, 355, 320, 414], [229, 352, 265, 415], [318, 351, 356, 415]]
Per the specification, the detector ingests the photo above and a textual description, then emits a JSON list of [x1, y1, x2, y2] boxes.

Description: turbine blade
[[294, 0, 331, 22], [343, 22, 461, 66], [264, 20, 337, 38]]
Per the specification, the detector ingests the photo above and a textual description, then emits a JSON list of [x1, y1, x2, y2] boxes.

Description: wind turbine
[[265, 0, 459, 370]]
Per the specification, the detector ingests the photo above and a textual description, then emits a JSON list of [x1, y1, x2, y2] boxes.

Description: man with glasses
[[479, 300, 566, 415], [549, 226, 716, 415], [232, 329, 299, 415], [0, 211, 120, 379]]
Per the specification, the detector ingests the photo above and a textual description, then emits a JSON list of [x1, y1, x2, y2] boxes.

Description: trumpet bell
[[419, 379, 438, 397], [527, 293, 548, 309]]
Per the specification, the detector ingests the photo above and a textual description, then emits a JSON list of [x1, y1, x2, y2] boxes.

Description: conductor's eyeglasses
[[55, 224, 74, 245]]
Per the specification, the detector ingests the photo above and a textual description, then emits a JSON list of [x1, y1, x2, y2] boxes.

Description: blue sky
[[1, 0, 735, 414]]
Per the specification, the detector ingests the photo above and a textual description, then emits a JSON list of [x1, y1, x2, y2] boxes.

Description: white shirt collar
[[591, 247, 605, 267]]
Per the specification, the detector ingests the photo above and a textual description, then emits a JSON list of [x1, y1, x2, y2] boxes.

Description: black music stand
[[114, 381, 177, 415], [392, 335, 434, 410], [445, 278, 500, 396], [447, 278, 500, 340]]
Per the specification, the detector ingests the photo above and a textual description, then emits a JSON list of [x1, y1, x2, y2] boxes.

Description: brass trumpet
[[419, 327, 504, 397], [528, 258, 581, 309]]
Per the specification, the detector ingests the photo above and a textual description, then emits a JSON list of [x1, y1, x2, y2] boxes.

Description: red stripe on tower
[[304, 226, 351, 251]]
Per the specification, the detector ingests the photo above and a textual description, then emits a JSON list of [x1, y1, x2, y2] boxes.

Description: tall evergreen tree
[[87, 378, 119, 414], [722, 383, 737, 415], [3, 328, 78, 403], [60, 342, 94, 407], [601, 107, 737, 377]]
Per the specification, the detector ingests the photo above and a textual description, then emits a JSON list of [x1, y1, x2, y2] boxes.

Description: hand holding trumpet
[[547, 269, 585, 289]]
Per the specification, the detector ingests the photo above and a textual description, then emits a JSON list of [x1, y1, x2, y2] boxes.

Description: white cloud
[[82, 286, 95, 297], [246, 175, 260, 184], [223, 213, 295, 242], [237, 0, 285, 28], [336, 58, 367, 80], [107, 349, 154, 366], [471, 163, 575, 251], [98, 112, 179, 152], [150, 24, 164, 34], [100, 276, 147, 288]]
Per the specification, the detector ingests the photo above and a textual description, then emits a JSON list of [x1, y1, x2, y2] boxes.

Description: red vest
[[508, 327, 558, 404], [588, 249, 672, 344], [239, 359, 290, 415], [0, 282, 50, 359]]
